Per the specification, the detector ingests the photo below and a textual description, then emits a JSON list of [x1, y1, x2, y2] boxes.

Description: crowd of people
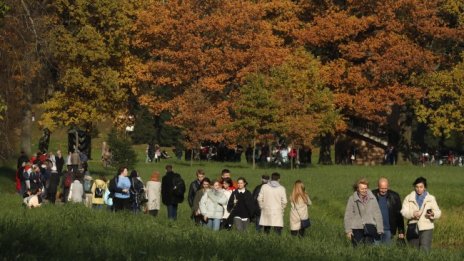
[[15, 150, 440, 252]]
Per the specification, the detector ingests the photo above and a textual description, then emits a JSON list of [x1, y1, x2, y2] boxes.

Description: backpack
[[83, 178, 93, 193], [64, 174, 72, 188], [172, 174, 185, 198]]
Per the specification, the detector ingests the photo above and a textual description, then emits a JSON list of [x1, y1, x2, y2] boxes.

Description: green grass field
[[1, 121, 463, 260], [1, 156, 464, 260]]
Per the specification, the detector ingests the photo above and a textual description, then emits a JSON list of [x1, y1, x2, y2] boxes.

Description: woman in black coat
[[227, 177, 255, 232]]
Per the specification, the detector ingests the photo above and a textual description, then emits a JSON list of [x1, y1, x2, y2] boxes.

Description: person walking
[[258, 172, 287, 235], [146, 171, 162, 217], [188, 169, 205, 212], [200, 180, 228, 231], [371, 177, 405, 245], [344, 177, 384, 247], [227, 177, 255, 232], [112, 167, 131, 211], [289, 180, 312, 237], [161, 165, 185, 220], [252, 174, 269, 231], [401, 177, 441, 251]]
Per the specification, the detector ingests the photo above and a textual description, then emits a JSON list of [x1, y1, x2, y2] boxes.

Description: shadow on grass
[[0, 165, 17, 193]]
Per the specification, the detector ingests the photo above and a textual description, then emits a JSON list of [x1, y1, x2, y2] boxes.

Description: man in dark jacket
[[188, 169, 205, 211], [372, 177, 405, 244], [161, 165, 185, 220], [252, 174, 269, 231]]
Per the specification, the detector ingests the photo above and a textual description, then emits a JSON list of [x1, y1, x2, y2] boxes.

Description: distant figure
[[38, 128, 51, 154], [161, 165, 185, 220]]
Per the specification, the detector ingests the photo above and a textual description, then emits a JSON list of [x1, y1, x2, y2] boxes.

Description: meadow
[[1, 156, 464, 260]]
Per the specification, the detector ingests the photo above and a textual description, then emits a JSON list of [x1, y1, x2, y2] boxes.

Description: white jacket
[[200, 189, 228, 219], [401, 191, 441, 231]]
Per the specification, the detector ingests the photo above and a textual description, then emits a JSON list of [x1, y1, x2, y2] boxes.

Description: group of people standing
[[187, 168, 311, 236], [344, 176, 441, 251]]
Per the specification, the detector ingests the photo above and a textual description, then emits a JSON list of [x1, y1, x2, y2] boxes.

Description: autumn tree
[[414, 53, 464, 142], [0, 0, 49, 158], [134, 0, 289, 152], [40, 0, 143, 133], [296, 0, 464, 162]]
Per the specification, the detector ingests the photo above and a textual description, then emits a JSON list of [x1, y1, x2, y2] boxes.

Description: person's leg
[[419, 229, 433, 252], [380, 230, 392, 245], [290, 230, 299, 236], [255, 215, 262, 232], [241, 219, 249, 231], [172, 204, 178, 220], [299, 228, 305, 237], [273, 226, 282, 235], [167, 205, 173, 219], [263, 226, 271, 234], [408, 238, 420, 249], [206, 219, 214, 229], [351, 229, 365, 247], [212, 218, 221, 231]]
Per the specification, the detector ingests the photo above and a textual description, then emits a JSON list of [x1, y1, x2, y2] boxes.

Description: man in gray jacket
[[344, 177, 384, 246]]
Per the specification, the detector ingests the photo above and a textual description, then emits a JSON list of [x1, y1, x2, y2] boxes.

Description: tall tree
[[296, 0, 464, 161], [134, 0, 289, 150], [40, 0, 142, 131], [0, 0, 48, 158], [414, 53, 464, 140], [231, 73, 280, 169]]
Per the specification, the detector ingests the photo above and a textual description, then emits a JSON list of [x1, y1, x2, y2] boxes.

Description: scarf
[[416, 191, 428, 209]]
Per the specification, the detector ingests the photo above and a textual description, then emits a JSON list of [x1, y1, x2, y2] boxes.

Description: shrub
[[107, 128, 137, 169]]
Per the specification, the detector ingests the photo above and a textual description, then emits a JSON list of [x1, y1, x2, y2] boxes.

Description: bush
[[107, 128, 137, 169]]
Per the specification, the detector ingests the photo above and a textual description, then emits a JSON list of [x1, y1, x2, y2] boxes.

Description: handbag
[[356, 201, 379, 239], [406, 223, 419, 240], [301, 218, 311, 229], [293, 202, 311, 229]]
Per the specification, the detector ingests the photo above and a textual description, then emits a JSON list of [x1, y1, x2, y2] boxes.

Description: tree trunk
[[20, 104, 32, 156], [318, 134, 333, 165]]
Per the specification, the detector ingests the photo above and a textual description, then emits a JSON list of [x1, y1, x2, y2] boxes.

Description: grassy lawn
[[1, 122, 463, 259]]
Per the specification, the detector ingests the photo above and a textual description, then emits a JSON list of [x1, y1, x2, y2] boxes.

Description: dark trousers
[[167, 204, 178, 220], [263, 226, 282, 235], [113, 197, 131, 212], [47, 190, 57, 204], [351, 229, 375, 247], [149, 210, 159, 217], [291, 228, 305, 237]]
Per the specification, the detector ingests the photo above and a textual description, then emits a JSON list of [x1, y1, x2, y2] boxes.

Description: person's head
[[354, 177, 369, 197], [165, 164, 173, 172], [130, 170, 138, 178], [118, 166, 128, 176], [213, 180, 223, 191], [32, 164, 40, 173], [377, 177, 389, 196], [221, 169, 231, 179], [196, 169, 205, 181], [237, 177, 248, 189], [57, 150, 62, 157], [291, 180, 308, 204], [261, 174, 270, 184], [151, 171, 160, 182], [413, 176, 427, 195], [98, 174, 107, 183], [222, 177, 232, 189], [271, 172, 280, 181], [201, 177, 211, 190]]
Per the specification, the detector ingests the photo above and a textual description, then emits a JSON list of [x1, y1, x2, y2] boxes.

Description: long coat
[[146, 180, 161, 211], [258, 182, 287, 227]]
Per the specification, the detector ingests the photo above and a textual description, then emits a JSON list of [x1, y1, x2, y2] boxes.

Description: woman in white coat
[[401, 176, 441, 251], [200, 180, 228, 231], [289, 180, 312, 237], [146, 171, 162, 217]]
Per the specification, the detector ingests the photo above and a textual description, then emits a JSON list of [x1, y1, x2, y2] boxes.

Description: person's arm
[[393, 193, 405, 238], [188, 182, 195, 207], [400, 195, 415, 220], [426, 195, 441, 220], [344, 197, 354, 239], [372, 200, 384, 234]]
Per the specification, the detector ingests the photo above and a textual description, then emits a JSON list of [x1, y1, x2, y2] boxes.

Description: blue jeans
[[167, 204, 178, 220], [379, 230, 392, 245], [206, 218, 221, 231]]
